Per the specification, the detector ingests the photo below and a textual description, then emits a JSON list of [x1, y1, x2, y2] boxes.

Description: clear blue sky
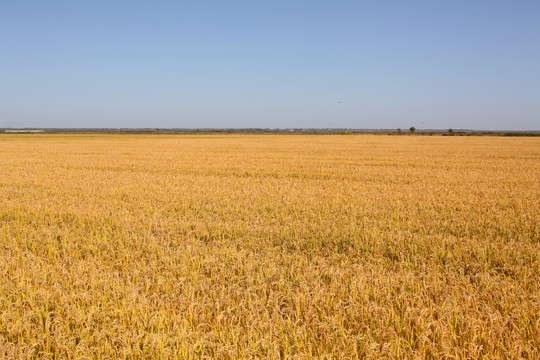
[[1, 0, 539, 130]]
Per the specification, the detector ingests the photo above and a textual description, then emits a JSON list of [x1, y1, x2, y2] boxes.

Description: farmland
[[0, 134, 538, 359]]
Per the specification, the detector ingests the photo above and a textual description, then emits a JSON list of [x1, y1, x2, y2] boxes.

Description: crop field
[[0, 134, 538, 359]]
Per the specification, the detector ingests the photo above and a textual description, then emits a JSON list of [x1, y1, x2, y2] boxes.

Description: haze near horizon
[[1, 1, 539, 130]]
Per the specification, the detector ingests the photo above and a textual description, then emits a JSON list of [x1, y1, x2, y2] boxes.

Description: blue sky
[[1, 1, 539, 130]]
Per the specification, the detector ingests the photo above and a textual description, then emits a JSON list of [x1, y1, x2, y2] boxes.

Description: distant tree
[[409, 126, 416, 133], [397, 128, 402, 134], [448, 128, 453, 134]]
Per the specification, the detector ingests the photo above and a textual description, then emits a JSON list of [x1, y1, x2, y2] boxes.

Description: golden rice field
[[0, 134, 538, 359]]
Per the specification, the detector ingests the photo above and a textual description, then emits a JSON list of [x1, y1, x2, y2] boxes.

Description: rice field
[[0, 134, 538, 359]]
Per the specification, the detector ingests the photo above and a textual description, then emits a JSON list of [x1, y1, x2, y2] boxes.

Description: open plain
[[0, 134, 538, 359]]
